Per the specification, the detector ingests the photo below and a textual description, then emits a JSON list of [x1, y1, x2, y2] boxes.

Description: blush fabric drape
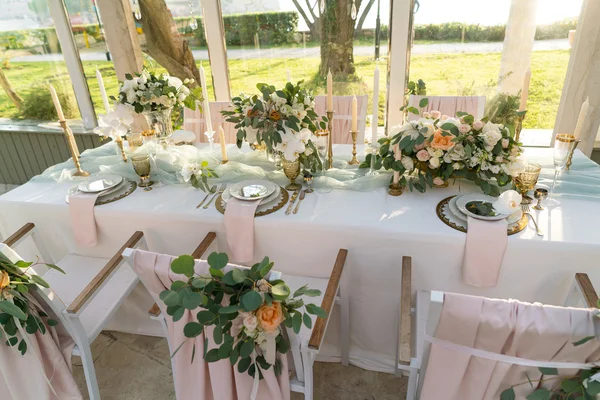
[[315, 95, 368, 144], [408, 96, 486, 121]]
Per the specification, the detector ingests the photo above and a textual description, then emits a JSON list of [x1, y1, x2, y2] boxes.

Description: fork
[[203, 184, 226, 210], [196, 185, 216, 209], [521, 204, 543, 236]]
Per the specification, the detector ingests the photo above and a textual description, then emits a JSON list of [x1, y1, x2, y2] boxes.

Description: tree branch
[[306, 0, 317, 21], [292, 0, 314, 28], [356, 0, 376, 32]]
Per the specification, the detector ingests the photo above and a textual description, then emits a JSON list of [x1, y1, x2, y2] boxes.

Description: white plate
[[449, 196, 522, 224], [223, 185, 281, 206], [66, 180, 133, 204], [229, 180, 277, 201], [455, 193, 512, 221], [78, 175, 123, 193]]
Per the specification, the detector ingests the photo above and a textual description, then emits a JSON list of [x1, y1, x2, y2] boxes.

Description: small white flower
[[181, 162, 200, 182], [243, 314, 258, 333], [507, 157, 527, 177], [429, 157, 441, 169], [401, 156, 414, 171], [452, 162, 463, 170]]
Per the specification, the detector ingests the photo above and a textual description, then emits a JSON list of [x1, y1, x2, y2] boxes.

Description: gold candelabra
[[326, 111, 334, 170], [514, 113, 526, 143], [59, 120, 89, 177], [116, 138, 128, 163], [566, 139, 582, 170], [348, 130, 359, 165]]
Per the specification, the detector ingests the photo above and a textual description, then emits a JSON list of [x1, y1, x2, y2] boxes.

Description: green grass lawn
[[0, 49, 569, 130]]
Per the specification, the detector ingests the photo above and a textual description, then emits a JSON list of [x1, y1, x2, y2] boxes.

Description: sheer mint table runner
[[32, 142, 600, 199]]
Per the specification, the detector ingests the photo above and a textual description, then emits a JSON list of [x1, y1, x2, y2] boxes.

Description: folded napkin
[[224, 198, 261, 263], [462, 217, 508, 288], [69, 192, 101, 247]]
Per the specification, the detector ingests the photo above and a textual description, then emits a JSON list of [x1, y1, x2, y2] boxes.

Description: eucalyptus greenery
[[406, 79, 427, 96], [160, 252, 326, 378], [0, 253, 64, 355], [485, 93, 527, 138]]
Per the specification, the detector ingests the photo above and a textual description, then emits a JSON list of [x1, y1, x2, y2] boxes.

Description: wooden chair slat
[[576, 273, 599, 308], [399, 256, 412, 364], [2, 222, 35, 247]]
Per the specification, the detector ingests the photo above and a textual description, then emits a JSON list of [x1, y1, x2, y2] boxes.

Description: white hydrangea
[[480, 122, 503, 151]]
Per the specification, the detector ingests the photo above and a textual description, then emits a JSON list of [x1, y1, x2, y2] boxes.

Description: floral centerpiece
[[222, 82, 324, 174], [111, 68, 203, 144], [0, 253, 64, 355], [366, 98, 525, 196], [93, 104, 135, 141], [160, 252, 326, 378]]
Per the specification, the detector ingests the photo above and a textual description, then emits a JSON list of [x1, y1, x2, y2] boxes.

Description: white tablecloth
[[1, 146, 600, 373]]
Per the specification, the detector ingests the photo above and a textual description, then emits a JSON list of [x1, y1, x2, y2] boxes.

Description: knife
[[293, 190, 305, 214], [285, 189, 300, 215]]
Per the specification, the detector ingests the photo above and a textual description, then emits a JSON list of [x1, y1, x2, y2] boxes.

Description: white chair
[[315, 95, 368, 144], [126, 237, 350, 400], [1, 223, 148, 400], [407, 95, 486, 121], [395, 262, 600, 400]]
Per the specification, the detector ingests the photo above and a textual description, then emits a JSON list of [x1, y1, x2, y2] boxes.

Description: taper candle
[[96, 67, 111, 113], [219, 125, 228, 163], [573, 97, 590, 139], [326, 69, 333, 112], [351, 95, 358, 132], [371, 66, 379, 145], [49, 84, 65, 121], [393, 144, 401, 184], [199, 64, 212, 135], [519, 68, 531, 112]]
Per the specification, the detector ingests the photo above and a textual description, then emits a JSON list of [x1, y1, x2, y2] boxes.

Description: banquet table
[[1, 144, 600, 373]]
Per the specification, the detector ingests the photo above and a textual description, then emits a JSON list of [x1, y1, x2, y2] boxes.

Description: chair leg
[[301, 348, 316, 400], [79, 343, 101, 400], [406, 366, 418, 400]]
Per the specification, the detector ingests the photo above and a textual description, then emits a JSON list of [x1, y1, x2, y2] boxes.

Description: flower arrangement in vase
[[112, 68, 203, 144], [160, 252, 326, 378], [0, 253, 64, 355], [363, 98, 526, 196], [221, 82, 324, 174]]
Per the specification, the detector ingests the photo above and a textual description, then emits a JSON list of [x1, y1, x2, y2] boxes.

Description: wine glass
[[514, 163, 541, 204], [314, 130, 332, 193], [131, 152, 154, 191], [548, 133, 575, 205]]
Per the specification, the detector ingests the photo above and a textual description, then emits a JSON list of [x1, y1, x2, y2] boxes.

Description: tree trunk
[[292, 0, 320, 41], [319, 0, 361, 77], [355, 0, 375, 34], [0, 68, 23, 109], [138, 0, 200, 87]]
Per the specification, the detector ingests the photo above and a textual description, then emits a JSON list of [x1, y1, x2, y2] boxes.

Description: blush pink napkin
[[131, 249, 290, 400], [69, 192, 101, 247], [224, 198, 261, 264], [420, 293, 600, 400], [462, 217, 507, 288]]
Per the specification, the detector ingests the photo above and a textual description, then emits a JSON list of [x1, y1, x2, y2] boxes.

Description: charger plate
[[436, 196, 528, 236], [66, 180, 137, 206], [215, 186, 289, 217]]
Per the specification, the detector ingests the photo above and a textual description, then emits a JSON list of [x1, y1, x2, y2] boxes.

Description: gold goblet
[[533, 188, 548, 210], [131, 153, 154, 191], [514, 163, 541, 204]]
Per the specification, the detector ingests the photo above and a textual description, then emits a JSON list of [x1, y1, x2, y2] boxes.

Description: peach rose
[[430, 130, 456, 151], [269, 110, 281, 121], [256, 301, 285, 333], [0, 271, 9, 289], [416, 149, 430, 162]]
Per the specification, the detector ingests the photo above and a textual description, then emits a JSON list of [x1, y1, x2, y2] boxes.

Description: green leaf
[[271, 283, 290, 301], [183, 322, 203, 338], [218, 305, 241, 314], [30, 274, 50, 288], [238, 356, 252, 373], [181, 289, 203, 310], [241, 291, 263, 312], [15, 260, 33, 269], [229, 347, 240, 365], [500, 388, 515, 400], [171, 281, 186, 291], [204, 348, 220, 362], [538, 367, 558, 376], [303, 289, 321, 297], [160, 290, 180, 307], [293, 285, 308, 298], [292, 311, 302, 334], [526, 388, 551, 400], [18, 339, 27, 355], [222, 271, 238, 286], [303, 313, 313, 329], [191, 277, 211, 289], [196, 310, 215, 324], [172, 307, 185, 322], [209, 268, 224, 278], [45, 263, 66, 274], [587, 381, 600, 396], [419, 97, 429, 108], [47, 319, 59, 327], [207, 252, 229, 270], [232, 268, 245, 283], [573, 336, 595, 346], [259, 261, 274, 278], [561, 379, 581, 393], [0, 301, 26, 321], [218, 341, 232, 359], [305, 303, 327, 319], [213, 324, 223, 344], [171, 255, 195, 278], [240, 339, 255, 359]]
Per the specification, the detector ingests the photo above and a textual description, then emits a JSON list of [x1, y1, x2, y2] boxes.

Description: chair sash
[[420, 292, 600, 400], [315, 95, 368, 144], [408, 96, 486, 121], [131, 249, 290, 400], [183, 101, 238, 144], [0, 247, 81, 400]]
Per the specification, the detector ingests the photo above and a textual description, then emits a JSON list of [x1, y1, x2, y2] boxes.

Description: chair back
[[315, 95, 368, 144], [407, 95, 486, 121], [413, 290, 600, 400], [183, 101, 238, 144]]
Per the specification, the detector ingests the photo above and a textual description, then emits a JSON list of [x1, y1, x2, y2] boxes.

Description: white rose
[[449, 143, 465, 161], [458, 124, 471, 134], [452, 162, 463, 170], [243, 314, 258, 333], [480, 122, 502, 150], [501, 138, 510, 148], [495, 156, 503, 163], [401, 156, 414, 171], [507, 157, 527, 177], [429, 157, 441, 169]]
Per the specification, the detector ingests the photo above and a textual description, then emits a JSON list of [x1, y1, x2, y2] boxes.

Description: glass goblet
[[126, 132, 143, 152], [533, 188, 548, 211], [131, 153, 154, 191], [514, 163, 541, 204], [303, 172, 314, 193], [314, 130, 329, 170], [549, 133, 576, 206]]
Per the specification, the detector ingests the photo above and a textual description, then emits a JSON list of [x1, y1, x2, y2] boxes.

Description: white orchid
[[93, 104, 134, 140], [181, 162, 201, 182], [275, 125, 306, 161], [493, 190, 522, 215]]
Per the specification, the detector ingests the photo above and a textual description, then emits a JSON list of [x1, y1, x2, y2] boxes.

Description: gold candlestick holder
[[59, 120, 89, 177], [514, 113, 526, 143], [388, 182, 402, 196], [116, 138, 128, 163], [565, 139, 582, 170], [348, 130, 359, 165], [326, 110, 334, 170]]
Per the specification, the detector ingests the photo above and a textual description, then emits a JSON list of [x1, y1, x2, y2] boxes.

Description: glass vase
[[142, 107, 174, 146]]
